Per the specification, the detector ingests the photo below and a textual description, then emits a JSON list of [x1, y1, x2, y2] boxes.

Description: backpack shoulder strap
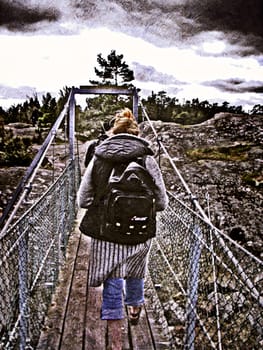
[[135, 155, 147, 167], [84, 134, 109, 167], [92, 156, 114, 204]]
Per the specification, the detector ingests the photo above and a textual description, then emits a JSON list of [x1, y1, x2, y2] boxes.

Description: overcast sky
[[0, 0, 263, 112]]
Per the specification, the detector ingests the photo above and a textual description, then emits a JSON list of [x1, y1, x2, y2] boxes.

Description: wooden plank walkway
[[37, 214, 170, 350]]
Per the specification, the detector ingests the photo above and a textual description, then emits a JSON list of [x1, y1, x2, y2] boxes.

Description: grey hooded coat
[[77, 133, 168, 240], [77, 133, 168, 286]]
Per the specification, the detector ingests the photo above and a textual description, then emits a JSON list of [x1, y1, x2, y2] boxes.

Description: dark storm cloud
[[132, 62, 184, 85], [0, 0, 60, 30], [2, 0, 263, 54], [204, 79, 263, 94], [69, 0, 263, 54], [181, 0, 263, 38], [181, 0, 263, 54], [70, 0, 197, 46]]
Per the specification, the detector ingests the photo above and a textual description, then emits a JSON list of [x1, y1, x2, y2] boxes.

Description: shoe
[[128, 306, 142, 325]]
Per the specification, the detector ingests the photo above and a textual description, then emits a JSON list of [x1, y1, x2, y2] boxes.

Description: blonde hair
[[111, 108, 139, 136]]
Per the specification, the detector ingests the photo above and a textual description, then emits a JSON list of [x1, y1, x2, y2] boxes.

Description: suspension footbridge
[[0, 87, 262, 349]]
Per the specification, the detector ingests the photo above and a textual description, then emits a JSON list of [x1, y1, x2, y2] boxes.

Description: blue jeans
[[101, 278, 144, 320]]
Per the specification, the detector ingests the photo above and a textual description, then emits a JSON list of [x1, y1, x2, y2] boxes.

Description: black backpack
[[97, 156, 157, 245]]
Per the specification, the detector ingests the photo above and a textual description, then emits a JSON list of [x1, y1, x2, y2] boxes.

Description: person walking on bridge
[[77, 108, 168, 349]]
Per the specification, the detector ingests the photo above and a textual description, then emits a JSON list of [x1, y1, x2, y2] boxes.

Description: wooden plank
[[144, 274, 172, 349], [84, 286, 107, 349], [59, 234, 90, 349], [121, 317, 131, 350], [128, 305, 155, 350], [144, 308, 171, 350], [106, 317, 132, 350], [36, 231, 81, 350], [84, 288, 133, 350], [37, 216, 171, 350]]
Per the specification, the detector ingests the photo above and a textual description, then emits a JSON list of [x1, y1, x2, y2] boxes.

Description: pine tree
[[90, 50, 134, 86]]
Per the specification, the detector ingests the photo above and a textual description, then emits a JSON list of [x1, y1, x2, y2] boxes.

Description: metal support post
[[18, 228, 30, 350], [184, 224, 203, 350]]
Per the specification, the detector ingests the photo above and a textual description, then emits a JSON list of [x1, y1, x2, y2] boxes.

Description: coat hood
[[94, 134, 154, 162]]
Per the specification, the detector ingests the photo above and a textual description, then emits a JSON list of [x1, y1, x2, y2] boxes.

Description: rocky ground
[[1, 113, 262, 259], [0, 123, 71, 220], [140, 113, 263, 259]]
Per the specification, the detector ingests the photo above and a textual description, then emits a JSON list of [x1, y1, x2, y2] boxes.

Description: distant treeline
[[0, 86, 262, 167], [0, 87, 71, 127], [2, 49, 263, 166], [141, 91, 263, 124], [0, 87, 262, 128]]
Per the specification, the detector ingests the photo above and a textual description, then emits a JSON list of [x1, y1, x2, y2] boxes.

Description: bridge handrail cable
[[0, 90, 74, 236], [140, 102, 263, 349], [0, 90, 262, 349]]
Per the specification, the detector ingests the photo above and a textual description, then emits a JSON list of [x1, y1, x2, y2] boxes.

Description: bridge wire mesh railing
[[0, 159, 80, 350], [1, 96, 262, 349], [0, 87, 137, 349], [0, 92, 73, 235], [140, 103, 263, 349], [0, 89, 81, 349], [148, 193, 263, 349]]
